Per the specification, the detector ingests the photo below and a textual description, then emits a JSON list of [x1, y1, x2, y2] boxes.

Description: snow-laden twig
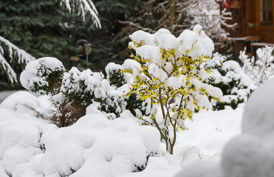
[[184, 0, 236, 48], [0, 36, 35, 83], [0, 52, 17, 83], [60, 0, 101, 28], [239, 46, 274, 85]]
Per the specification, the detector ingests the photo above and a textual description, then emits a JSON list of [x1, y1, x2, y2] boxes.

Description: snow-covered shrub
[[126, 25, 222, 154], [18, 58, 149, 127], [204, 53, 255, 110], [20, 57, 65, 95], [55, 67, 127, 126], [239, 46, 274, 85], [105, 62, 152, 117], [105, 63, 126, 87]]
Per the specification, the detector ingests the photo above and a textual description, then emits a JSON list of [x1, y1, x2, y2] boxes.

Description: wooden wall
[[232, 0, 274, 43]]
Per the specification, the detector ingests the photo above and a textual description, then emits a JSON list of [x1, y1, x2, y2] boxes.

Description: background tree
[[0, 37, 35, 90], [0, 0, 99, 88], [110, 0, 235, 66], [182, 0, 236, 53]]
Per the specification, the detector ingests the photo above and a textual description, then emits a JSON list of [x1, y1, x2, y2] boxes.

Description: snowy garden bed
[[0, 90, 243, 177]]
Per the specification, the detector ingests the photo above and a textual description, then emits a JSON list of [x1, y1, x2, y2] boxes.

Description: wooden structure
[[226, 0, 274, 43], [224, 0, 274, 58]]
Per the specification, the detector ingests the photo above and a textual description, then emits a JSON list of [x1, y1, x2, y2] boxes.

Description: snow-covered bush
[[20, 57, 65, 95], [61, 67, 127, 116], [239, 46, 274, 85], [105, 62, 152, 117], [105, 62, 126, 88], [19, 57, 149, 127], [204, 53, 255, 110], [126, 25, 222, 154], [52, 67, 127, 126]]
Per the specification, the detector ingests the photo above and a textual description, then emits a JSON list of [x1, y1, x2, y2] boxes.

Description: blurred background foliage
[[0, 0, 230, 90]]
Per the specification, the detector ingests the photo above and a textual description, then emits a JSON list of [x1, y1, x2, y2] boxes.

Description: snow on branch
[[0, 52, 17, 83], [239, 46, 274, 85], [0, 36, 35, 83], [60, 0, 101, 28]]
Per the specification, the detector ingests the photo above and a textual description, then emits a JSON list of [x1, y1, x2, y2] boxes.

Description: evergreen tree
[[0, 0, 99, 88], [0, 0, 93, 60]]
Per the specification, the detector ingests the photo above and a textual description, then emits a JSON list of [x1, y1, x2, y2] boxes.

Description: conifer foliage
[[0, 0, 99, 85], [0, 36, 35, 84]]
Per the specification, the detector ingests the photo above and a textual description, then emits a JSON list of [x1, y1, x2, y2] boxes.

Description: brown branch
[[118, 20, 155, 33]]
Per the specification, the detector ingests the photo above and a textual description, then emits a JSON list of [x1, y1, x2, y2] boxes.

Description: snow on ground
[[176, 79, 274, 177], [0, 90, 18, 103], [0, 91, 244, 177], [175, 106, 243, 167]]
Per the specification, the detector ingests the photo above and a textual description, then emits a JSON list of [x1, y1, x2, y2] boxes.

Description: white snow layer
[[176, 79, 274, 177], [0, 90, 246, 177], [1, 91, 175, 177], [60, 0, 101, 28], [129, 24, 214, 60]]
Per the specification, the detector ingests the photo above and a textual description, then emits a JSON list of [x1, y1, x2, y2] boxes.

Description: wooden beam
[[255, 0, 261, 30]]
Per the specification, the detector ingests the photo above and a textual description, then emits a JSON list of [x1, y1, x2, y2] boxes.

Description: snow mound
[[42, 113, 160, 177], [221, 135, 274, 177], [175, 160, 221, 177], [0, 94, 162, 177], [119, 156, 181, 177], [0, 105, 55, 176], [0, 91, 56, 119], [41, 113, 161, 177], [242, 79, 274, 143]]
